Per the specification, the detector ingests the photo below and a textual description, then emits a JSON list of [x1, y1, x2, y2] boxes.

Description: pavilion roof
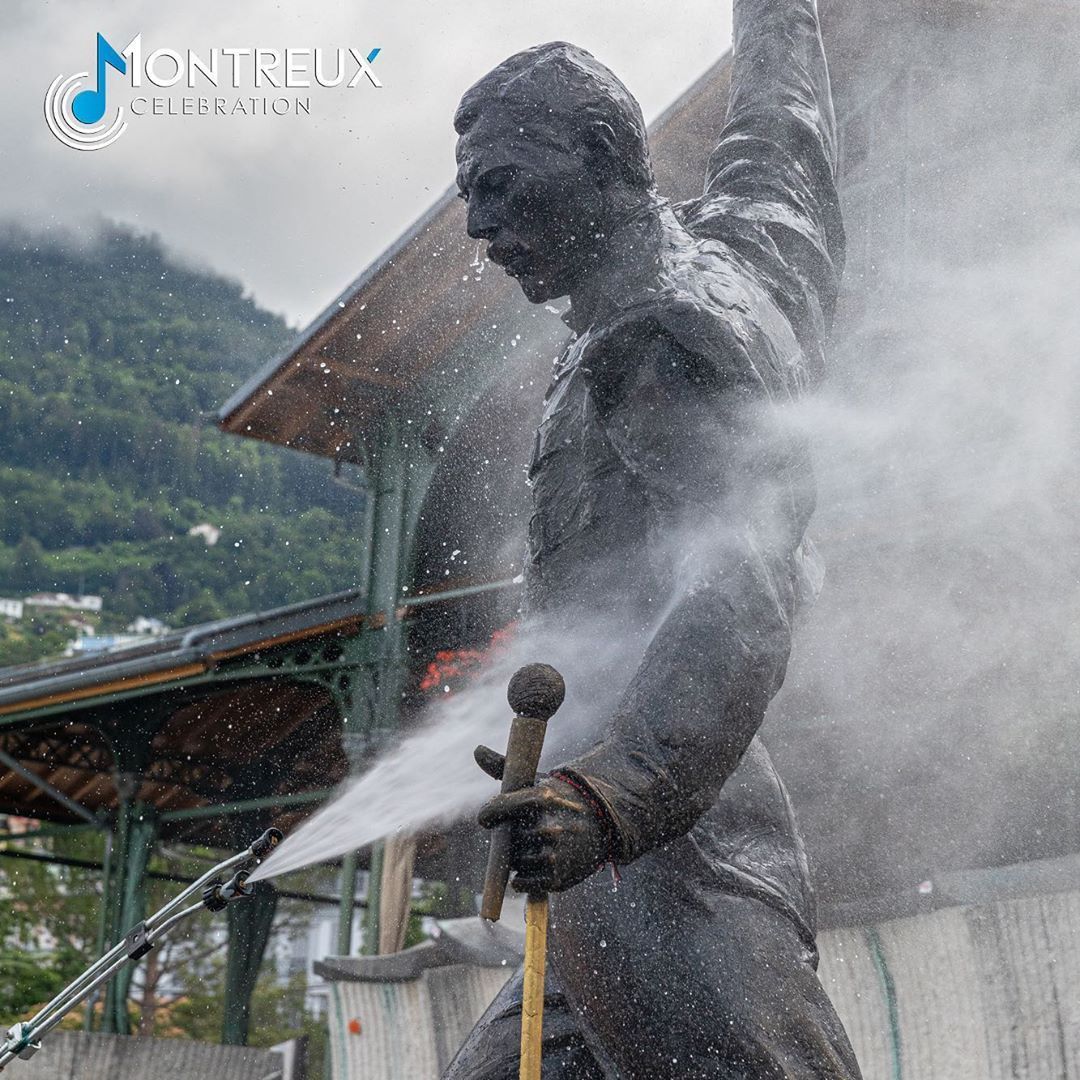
[[0, 590, 371, 842]]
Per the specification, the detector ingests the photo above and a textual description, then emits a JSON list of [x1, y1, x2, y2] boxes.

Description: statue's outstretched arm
[[713, 0, 839, 187], [561, 330, 797, 863], [687, 0, 845, 377]]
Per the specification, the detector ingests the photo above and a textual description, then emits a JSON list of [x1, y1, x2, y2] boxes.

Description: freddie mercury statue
[[446, 0, 860, 1075]]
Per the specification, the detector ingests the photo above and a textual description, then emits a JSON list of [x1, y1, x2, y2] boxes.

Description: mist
[[769, 4, 1080, 900], [259, 6, 1080, 905], [251, 611, 646, 882]]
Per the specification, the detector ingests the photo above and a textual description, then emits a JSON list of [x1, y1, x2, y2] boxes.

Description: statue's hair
[[454, 42, 653, 191]]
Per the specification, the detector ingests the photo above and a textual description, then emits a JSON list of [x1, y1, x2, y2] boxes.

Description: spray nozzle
[[249, 827, 283, 860], [202, 869, 253, 912]]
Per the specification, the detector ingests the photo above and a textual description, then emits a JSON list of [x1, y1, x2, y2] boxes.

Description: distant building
[[24, 592, 103, 614], [187, 522, 221, 546], [0, 816, 39, 836], [126, 616, 170, 636], [0, 598, 23, 620], [65, 634, 150, 657], [271, 871, 436, 1018]]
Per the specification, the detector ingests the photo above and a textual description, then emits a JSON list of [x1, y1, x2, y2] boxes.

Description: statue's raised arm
[[720, 0, 840, 179], [686, 0, 845, 369]]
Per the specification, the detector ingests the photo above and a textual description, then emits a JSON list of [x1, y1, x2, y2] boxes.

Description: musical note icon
[[72, 33, 126, 126]]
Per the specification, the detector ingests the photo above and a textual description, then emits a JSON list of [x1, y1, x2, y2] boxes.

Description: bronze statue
[[448, 0, 860, 1075]]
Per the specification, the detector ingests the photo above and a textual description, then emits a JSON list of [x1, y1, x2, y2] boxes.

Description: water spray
[[480, 663, 565, 1080], [0, 827, 283, 1071]]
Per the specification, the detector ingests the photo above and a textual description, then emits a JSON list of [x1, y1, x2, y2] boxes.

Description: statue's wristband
[[550, 766, 624, 870]]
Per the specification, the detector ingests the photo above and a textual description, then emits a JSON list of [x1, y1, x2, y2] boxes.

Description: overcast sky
[[6, 1, 731, 327]]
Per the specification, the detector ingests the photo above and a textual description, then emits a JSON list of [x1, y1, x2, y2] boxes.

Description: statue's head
[[454, 42, 653, 304]]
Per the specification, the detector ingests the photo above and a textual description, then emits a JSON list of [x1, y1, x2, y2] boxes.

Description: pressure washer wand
[[0, 827, 283, 1071], [480, 664, 565, 1080]]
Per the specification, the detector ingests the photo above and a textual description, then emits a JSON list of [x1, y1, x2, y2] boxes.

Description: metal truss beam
[[158, 787, 334, 823], [0, 748, 102, 826]]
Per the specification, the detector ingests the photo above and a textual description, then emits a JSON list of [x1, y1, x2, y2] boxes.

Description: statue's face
[[456, 115, 608, 304]]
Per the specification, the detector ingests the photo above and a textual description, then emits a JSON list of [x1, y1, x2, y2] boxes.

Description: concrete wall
[[326, 888, 1080, 1080], [327, 965, 510, 1080], [819, 889, 1080, 1080], [13, 1031, 285, 1080]]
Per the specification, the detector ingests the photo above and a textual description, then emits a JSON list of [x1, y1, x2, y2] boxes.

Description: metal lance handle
[[0, 825, 285, 1072], [479, 663, 565, 922]]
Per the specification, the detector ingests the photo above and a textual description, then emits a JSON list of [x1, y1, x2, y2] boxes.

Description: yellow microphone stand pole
[[480, 664, 565, 1080], [520, 890, 549, 1080]]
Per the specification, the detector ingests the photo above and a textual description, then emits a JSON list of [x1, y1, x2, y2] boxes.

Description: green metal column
[[337, 411, 412, 956], [85, 830, 113, 1031], [367, 412, 409, 735], [222, 885, 278, 1045], [866, 927, 904, 1080], [335, 438, 379, 957], [361, 844, 385, 955], [335, 855, 359, 955], [102, 799, 156, 1035]]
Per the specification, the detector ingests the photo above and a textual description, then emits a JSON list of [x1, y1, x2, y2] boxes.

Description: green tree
[[172, 589, 226, 626], [0, 830, 103, 1019], [0, 220, 370, 669], [11, 537, 47, 592]]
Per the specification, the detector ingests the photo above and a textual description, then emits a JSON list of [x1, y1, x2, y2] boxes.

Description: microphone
[[480, 663, 566, 922]]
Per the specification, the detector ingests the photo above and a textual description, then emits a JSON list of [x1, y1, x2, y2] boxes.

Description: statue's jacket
[[523, 0, 846, 971]]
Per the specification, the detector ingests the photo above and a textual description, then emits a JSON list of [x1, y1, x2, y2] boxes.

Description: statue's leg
[[550, 848, 863, 1079], [442, 965, 606, 1080]]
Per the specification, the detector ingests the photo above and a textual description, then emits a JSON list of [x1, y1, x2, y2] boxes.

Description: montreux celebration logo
[[45, 32, 382, 151]]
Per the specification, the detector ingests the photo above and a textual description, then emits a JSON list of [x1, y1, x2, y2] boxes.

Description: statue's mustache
[[487, 239, 531, 267]]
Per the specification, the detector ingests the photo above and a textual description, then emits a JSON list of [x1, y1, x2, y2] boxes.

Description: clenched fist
[[475, 745, 611, 893]]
